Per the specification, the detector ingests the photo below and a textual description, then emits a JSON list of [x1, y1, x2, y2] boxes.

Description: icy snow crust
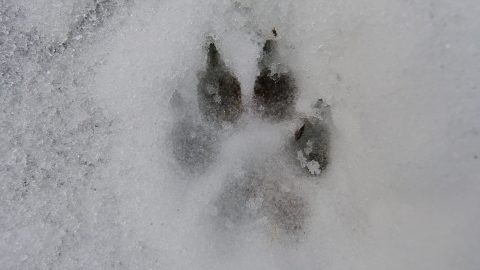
[[1, 0, 480, 269]]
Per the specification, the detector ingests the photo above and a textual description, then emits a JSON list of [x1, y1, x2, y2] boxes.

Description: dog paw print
[[169, 31, 331, 236]]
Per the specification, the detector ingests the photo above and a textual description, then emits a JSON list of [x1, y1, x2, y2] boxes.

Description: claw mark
[[198, 42, 242, 124], [293, 99, 331, 175], [294, 123, 305, 141], [253, 40, 296, 120]]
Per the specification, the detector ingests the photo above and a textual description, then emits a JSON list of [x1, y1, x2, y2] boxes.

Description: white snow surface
[[1, 0, 479, 269]]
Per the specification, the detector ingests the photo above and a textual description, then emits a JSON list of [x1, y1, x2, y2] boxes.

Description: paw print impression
[[169, 33, 332, 238]]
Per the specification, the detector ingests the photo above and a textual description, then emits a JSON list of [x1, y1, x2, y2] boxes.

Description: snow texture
[[1, 0, 480, 269]]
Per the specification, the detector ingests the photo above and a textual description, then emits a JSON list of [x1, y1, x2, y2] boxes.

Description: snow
[[1, 0, 479, 269]]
